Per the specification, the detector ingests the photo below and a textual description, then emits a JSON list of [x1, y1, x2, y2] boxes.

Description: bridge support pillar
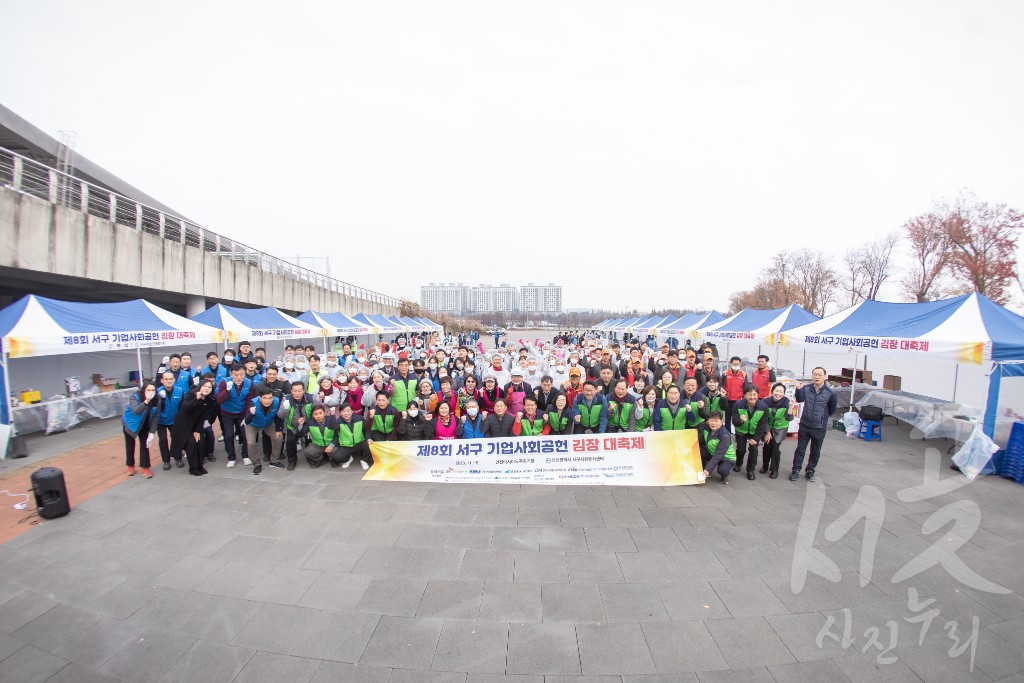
[[185, 295, 206, 318]]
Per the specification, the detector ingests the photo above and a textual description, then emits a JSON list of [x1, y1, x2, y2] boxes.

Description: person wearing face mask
[[431, 366, 451, 393], [635, 385, 659, 431], [280, 356, 305, 386], [723, 356, 747, 429], [549, 358, 569, 386], [503, 368, 533, 415], [523, 357, 545, 388], [457, 399, 487, 438], [216, 349, 236, 384], [122, 381, 162, 478], [397, 401, 431, 440], [323, 352, 343, 380]]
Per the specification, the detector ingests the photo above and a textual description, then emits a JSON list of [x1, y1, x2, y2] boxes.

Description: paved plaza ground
[[0, 419, 1022, 682]]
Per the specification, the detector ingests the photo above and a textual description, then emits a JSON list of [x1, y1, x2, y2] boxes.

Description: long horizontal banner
[[365, 430, 703, 486]]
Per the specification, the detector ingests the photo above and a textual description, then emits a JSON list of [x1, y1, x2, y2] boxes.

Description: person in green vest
[[305, 354, 329, 394], [513, 396, 548, 436], [606, 379, 638, 432], [545, 393, 574, 435], [696, 374, 729, 423], [277, 381, 315, 471], [366, 392, 401, 443], [700, 411, 736, 484], [732, 383, 769, 480], [760, 382, 795, 479], [391, 357, 419, 412], [297, 404, 338, 469], [334, 402, 370, 470], [680, 377, 709, 429], [572, 381, 608, 434], [634, 385, 659, 431], [653, 385, 688, 431]]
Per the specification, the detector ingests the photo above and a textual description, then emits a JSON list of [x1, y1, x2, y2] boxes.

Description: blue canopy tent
[[781, 294, 1024, 443], [414, 317, 444, 334], [296, 311, 371, 352], [697, 305, 820, 344], [353, 313, 404, 335], [191, 304, 321, 346], [657, 311, 726, 341], [398, 317, 428, 333]]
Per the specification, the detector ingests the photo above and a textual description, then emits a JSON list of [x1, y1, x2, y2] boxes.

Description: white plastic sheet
[[855, 389, 980, 441], [12, 388, 135, 435], [952, 426, 1000, 481]]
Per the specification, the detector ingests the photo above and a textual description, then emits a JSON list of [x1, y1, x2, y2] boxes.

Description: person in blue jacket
[[457, 399, 487, 438], [122, 380, 161, 478], [156, 371, 186, 470], [216, 364, 255, 467], [243, 387, 282, 476], [173, 352, 198, 392], [789, 367, 839, 482]]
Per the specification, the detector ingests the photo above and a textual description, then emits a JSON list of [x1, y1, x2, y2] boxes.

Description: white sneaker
[[218, 435, 225, 442], [243, 458, 253, 466], [341, 457, 353, 469], [226, 460, 236, 468], [360, 460, 369, 471]]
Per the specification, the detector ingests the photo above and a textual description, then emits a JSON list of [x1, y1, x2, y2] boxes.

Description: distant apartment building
[[420, 282, 563, 315], [420, 283, 470, 315]]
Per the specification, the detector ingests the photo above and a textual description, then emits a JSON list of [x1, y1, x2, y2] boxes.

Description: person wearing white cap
[[323, 352, 343, 380], [504, 367, 533, 416], [487, 352, 511, 389], [280, 356, 306, 386]]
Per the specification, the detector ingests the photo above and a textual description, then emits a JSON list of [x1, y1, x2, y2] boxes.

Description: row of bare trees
[[729, 192, 1022, 316]]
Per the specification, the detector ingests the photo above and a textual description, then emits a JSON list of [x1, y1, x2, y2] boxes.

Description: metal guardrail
[[0, 146, 402, 308]]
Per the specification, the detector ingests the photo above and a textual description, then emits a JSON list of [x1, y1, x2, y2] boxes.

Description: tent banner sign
[[4, 330, 208, 358], [365, 430, 703, 486]]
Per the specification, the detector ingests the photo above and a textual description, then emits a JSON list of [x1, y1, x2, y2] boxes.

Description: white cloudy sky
[[2, 1, 1022, 313]]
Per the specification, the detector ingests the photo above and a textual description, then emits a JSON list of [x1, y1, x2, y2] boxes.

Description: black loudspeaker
[[31, 467, 70, 519], [859, 405, 883, 422]]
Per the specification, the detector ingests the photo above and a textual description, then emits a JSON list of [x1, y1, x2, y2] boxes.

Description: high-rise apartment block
[[420, 282, 562, 315]]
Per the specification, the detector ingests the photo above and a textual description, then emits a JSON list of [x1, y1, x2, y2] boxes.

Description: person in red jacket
[[512, 396, 549, 436], [750, 354, 777, 399], [722, 356, 746, 431]]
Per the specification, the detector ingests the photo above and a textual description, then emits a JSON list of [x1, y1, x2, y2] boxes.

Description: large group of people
[[121, 334, 838, 485]]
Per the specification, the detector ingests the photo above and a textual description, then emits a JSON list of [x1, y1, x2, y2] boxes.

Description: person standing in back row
[[789, 367, 838, 483]]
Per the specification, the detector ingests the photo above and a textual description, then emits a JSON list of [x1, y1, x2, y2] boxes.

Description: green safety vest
[[705, 394, 726, 415], [577, 402, 602, 428], [658, 405, 688, 431], [306, 371, 328, 394], [634, 406, 653, 431], [307, 423, 336, 447], [608, 398, 634, 431], [547, 410, 570, 433], [682, 396, 705, 428], [286, 402, 313, 430], [337, 421, 365, 447], [392, 376, 418, 411], [703, 431, 737, 461], [372, 413, 396, 434], [735, 404, 766, 435], [768, 406, 791, 430], [520, 415, 545, 436]]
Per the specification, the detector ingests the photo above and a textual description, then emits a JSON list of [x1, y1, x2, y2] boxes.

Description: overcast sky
[[2, 1, 1023, 313]]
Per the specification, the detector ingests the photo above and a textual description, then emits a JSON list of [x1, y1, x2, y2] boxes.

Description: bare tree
[[844, 233, 899, 305], [941, 192, 1023, 305], [900, 212, 952, 302]]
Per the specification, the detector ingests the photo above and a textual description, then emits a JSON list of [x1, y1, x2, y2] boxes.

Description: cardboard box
[[840, 368, 873, 384], [20, 390, 41, 404], [882, 374, 902, 391], [92, 374, 118, 392]]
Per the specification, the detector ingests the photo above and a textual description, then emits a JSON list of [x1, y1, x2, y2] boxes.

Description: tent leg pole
[[136, 347, 144, 387], [2, 349, 13, 435], [953, 364, 959, 402], [850, 353, 857, 409], [802, 350, 806, 377]]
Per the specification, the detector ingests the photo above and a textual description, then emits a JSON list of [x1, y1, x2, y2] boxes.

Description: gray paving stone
[[299, 540, 367, 572], [245, 566, 321, 605], [351, 546, 416, 576], [478, 581, 542, 622], [473, 506, 518, 526], [642, 621, 729, 672], [97, 628, 195, 682], [517, 507, 562, 527], [617, 552, 679, 584], [431, 504, 478, 525], [657, 582, 732, 621], [640, 507, 692, 528], [390, 670, 468, 683], [310, 660, 392, 683], [600, 583, 669, 623], [431, 619, 509, 673], [566, 551, 624, 583], [514, 551, 568, 583], [459, 550, 516, 581], [560, 508, 606, 528], [715, 548, 782, 580], [14, 603, 136, 670], [766, 658, 855, 683], [830, 652, 927, 682], [665, 550, 729, 581], [0, 591, 59, 634], [673, 526, 733, 551], [174, 594, 264, 644], [629, 527, 686, 552], [157, 640, 255, 683], [577, 622, 657, 675], [540, 527, 590, 552], [506, 622, 581, 675], [0, 643, 67, 683], [356, 576, 429, 617], [710, 578, 790, 618], [0, 632, 23, 661], [490, 526, 540, 552], [466, 674, 543, 683], [705, 616, 797, 669], [395, 524, 450, 548], [297, 571, 374, 611], [231, 603, 322, 655], [290, 609, 380, 663], [43, 662, 122, 683], [233, 651, 321, 683], [543, 583, 606, 622], [694, 665, 776, 682], [766, 612, 856, 662], [621, 674, 698, 683], [601, 507, 649, 527], [194, 559, 263, 599], [359, 615, 444, 670], [443, 525, 494, 550], [417, 579, 483, 619], [585, 527, 638, 552], [402, 547, 467, 580], [153, 555, 228, 591]]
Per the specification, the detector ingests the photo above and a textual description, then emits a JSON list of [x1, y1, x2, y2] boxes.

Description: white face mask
[[407, 408, 419, 417], [428, 364, 437, 370], [224, 355, 234, 363], [731, 365, 741, 372], [556, 365, 565, 372], [467, 408, 478, 417], [569, 359, 578, 366]]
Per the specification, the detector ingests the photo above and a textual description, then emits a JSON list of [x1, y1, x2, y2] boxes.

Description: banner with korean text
[[365, 430, 703, 486]]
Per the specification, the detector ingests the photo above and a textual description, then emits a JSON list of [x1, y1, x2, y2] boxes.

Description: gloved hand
[[146, 433, 155, 448]]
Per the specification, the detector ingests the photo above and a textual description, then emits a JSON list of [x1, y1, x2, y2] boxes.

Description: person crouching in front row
[[334, 402, 371, 470], [699, 411, 737, 485], [298, 404, 337, 469]]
